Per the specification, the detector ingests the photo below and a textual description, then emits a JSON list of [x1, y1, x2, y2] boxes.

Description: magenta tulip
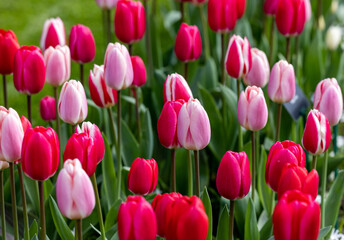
[[208, 0, 237, 33], [244, 48, 270, 87], [40, 17, 66, 51], [163, 73, 193, 102], [0, 29, 20, 75], [69, 24, 96, 64], [175, 23, 202, 62], [131, 56, 147, 87], [40, 96, 56, 122]]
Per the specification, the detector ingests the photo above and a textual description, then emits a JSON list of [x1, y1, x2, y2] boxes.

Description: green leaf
[[85, 99, 103, 126], [29, 219, 38, 239], [317, 226, 332, 240], [48, 196, 74, 240], [245, 198, 259, 240], [139, 107, 154, 158], [104, 200, 122, 232], [24, 175, 40, 214], [121, 119, 140, 166], [258, 211, 272, 240], [216, 205, 229, 240], [325, 170, 344, 227], [30, 234, 38, 240], [201, 187, 212, 240], [235, 195, 249, 236]]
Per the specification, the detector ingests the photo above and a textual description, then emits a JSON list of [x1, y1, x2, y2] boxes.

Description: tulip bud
[[58, 80, 88, 125], [104, 42, 133, 90], [314, 78, 343, 126], [22, 126, 59, 181], [0, 160, 9, 170], [95, 0, 118, 9], [127, 158, 158, 195], [44, 45, 71, 87], [165, 196, 208, 240], [268, 60, 295, 103], [275, 0, 307, 36], [40, 96, 56, 122], [115, 0, 145, 44], [208, 0, 237, 33], [131, 56, 147, 87], [273, 190, 320, 240], [69, 24, 96, 64], [157, 100, 184, 149], [56, 159, 95, 219], [325, 26, 342, 51], [0, 29, 19, 75], [277, 164, 318, 200], [175, 23, 202, 62], [244, 48, 270, 87], [40, 17, 66, 51], [225, 35, 252, 79], [89, 64, 117, 108], [238, 86, 268, 131], [265, 140, 306, 192], [263, 0, 278, 15], [216, 151, 251, 200], [177, 99, 211, 150], [118, 196, 157, 240], [302, 109, 331, 155], [152, 192, 183, 237], [163, 73, 193, 102], [13, 46, 46, 95]]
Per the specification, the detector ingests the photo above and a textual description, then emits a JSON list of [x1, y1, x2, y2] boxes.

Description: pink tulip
[[95, 0, 118, 9], [131, 56, 147, 87], [268, 60, 295, 103], [89, 64, 118, 108], [305, 0, 311, 21], [225, 35, 252, 79], [175, 23, 202, 62], [302, 109, 331, 155], [313, 78, 343, 126], [104, 43, 133, 90], [208, 0, 237, 33], [0, 29, 20, 75], [56, 159, 95, 219], [244, 48, 270, 87], [177, 99, 211, 150], [44, 45, 70, 87], [58, 80, 88, 125], [238, 86, 268, 131], [69, 24, 96, 64], [40, 17, 66, 51], [263, 0, 279, 15], [0, 160, 9, 170], [13, 46, 46, 95], [40, 96, 56, 121], [163, 73, 193, 103]]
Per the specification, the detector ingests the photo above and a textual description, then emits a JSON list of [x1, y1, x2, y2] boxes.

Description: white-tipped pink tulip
[[244, 48, 270, 88], [44, 45, 71, 87], [163, 73, 193, 103], [104, 42, 133, 90], [40, 17, 66, 51], [56, 159, 95, 219], [58, 80, 88, 125], [177, 99, 211, 150]]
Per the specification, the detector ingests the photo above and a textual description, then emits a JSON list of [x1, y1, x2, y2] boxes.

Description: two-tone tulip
[[69, 24, 96, 64], [175, 23, 202, 62], [244, 48, 270, 87], [0, 29, 20, 75], [40, 96, 56, 122], [40, 17, 66, 51], [163, 73, 193, 102]]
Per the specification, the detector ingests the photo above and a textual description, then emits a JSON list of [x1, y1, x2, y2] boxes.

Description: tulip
[[127, 158, 158, 195], [225, 35, 252, 79], [237, 86, 268, 131], [58, 80, 88, 125], [177, 99, 211, 150], [275, 0, 307, 36], [0, 29, 20, 75], [115, 0, 145, 44], [244, 48, 270, 87], [273, 190, 320, 240], [305, 0, 311, 21], [313, 78, 343, 126], [175, 23, 202, 62], [263, 0, 279, 15], [302, 109, 331, 155], [104, 42, 133, 90], [165, 196, 208, 240], [95, 0, 118, 9], [13, 46, 45, 95], [216, 151, 251, 200], [208, 0, 237, 33], [152, 192, 183, 237], [325, 26, 342, 50], [268, 60, 295, 103], [265, 140, 306, 192], [131, 56, 147, 87], [277, 164, 318, 200], [40, 18, 66, 51], [44, 45, 70, 87], [236, 0, 246, 19], [69, 24, 96, 64], [163, 73, 193, 102], [89, 64, 118, 108], [118, 196, 157, 240], [40, 96, 56, 122], [56, 159, 95, 219]]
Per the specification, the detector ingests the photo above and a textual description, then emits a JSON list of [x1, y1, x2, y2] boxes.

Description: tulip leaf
[[24, 175, 40, 215], [325, 170, 344, 227], [30, 234, 38, 240], [216, 205, 229, 240], [245, 198, 259, 240], [234, 195, 249, 236], [258, 211, 273, 240], [121, 117, 140, 166], [48, 196, 74, 240], [104, 200, 122, 232], [317, 226, 332, 240], [139, 106, 154, 159], [86, 99, 103, 126], [201, 186, 212, 240], [29, 219, 38, 239]]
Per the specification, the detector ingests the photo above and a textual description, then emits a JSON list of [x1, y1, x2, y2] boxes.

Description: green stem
[[194, 150, 200, 197], [184, 62, 188, 82], [3, 75, 8, 108], [229, 200, 235, 240], [316, 0, 322, 28], [18, 164, 29, 240], [27, 95, 32, 123], [268, 17, 275, 64], [128, 44, 133, 56], [133, 87, 141, 142], [321, 150, 328, 228], [72, 124, 77, 134], [9, 163, 18, 240], [54, 87, 62, 170], [171, 149, 176, 192], [187, 150, 193, 196], [116, 91, 122, 201], [0, 170, 6, 240], [199, 5, 210, 59], [76, 219, 82, 240], [106, 9, 111, 44], [106, 107, 118, 149], [312, 155, 317, 169], [237, 80, 243, 151], [286, 37, 291, 62], [91, 174, 106, 240], [276, 103, 282, 141], [251, 131, 256, 201], [221, 33, 226, 85], [80, 64, 84, 86], [144, 0, 153, 88], [39, 181, 46, 240]]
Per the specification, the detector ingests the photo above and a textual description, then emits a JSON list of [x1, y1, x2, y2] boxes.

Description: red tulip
[[69, 24, 96, 63], [208, 0, 237, 33], [131, 56, 147, 87], [40, 96, 56, 121], [236, 0, 246, 19], [175, 23, 202, 62], [0, 29, 19, 75]]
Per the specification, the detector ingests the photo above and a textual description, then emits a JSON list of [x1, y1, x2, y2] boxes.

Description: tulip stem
[[128, 44, 133, 56], [184, 62, 188, 81], [187, 150, 193, 196], [199, 5, 210, 59], [194, 150, 200, 197], [180, 1, 184, 23], [76, 219, 82, 240], [3, 75, 8, 108], [285, 37, 291, 62], [276, 103, 282, 141], [72, 124, 77, 134], [221, 33, 226, 85], [107, 107, 118, 148], [237, 79, 243, 151], [9, 163, 18, 240], [80, 64, 84, 86], [116, 91, 122, 201], [229, 200, 235, 240], [54, 86, 62, 170], [143, 0, 153, 88], [91, 174, 106, 240], [321, 150, 328, 228], [27, 95, 32, 123], [268, 17, 275, 64], [105, 9, 111, 44], [316, 0, 322, 29], [39, 181, 46, 240], [251, 131, 256, 201], [133, 87, 142, 142], [18, 164, 29, 240], [171, 149, 176, 192], [0, 170, 6, 240], [312, 155, 317, 169]]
